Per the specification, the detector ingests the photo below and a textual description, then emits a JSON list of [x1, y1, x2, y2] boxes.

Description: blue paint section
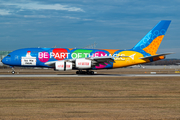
[[2, 48, 49, 67], [132, 20, 171, 56], [103, 63, 113, 69]]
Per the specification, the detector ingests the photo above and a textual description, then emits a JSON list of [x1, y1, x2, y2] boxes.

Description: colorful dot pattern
[[143, 35, 164, 55], [132, 20, 171, 57]]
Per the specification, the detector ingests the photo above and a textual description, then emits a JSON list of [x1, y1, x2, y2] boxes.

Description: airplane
[[2, 20, 173, 74]]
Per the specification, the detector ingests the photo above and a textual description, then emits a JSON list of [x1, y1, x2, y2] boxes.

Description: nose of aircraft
[[1, 57, 5, 64], [1, 57, 8, 65]]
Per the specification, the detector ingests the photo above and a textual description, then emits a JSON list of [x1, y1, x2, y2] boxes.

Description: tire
[[76, 71, 79, 74], [12, 71, 15, 74], [90, 71, 94, 75]]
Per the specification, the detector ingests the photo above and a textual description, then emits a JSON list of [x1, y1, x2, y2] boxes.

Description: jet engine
[[55, 61, 72, 71], [75, 59, 91, 69]]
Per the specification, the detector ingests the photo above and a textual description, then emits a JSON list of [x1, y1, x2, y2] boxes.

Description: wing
[[87, 56, 115, 67], [45, 56, 128, 68]]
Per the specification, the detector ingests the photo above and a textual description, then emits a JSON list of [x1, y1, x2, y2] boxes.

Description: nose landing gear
[[12, 71, 15, 74], [11, 67, 15, 74]]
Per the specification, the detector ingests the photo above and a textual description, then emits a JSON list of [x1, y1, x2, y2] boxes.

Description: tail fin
[[132, 20, 171, 56]]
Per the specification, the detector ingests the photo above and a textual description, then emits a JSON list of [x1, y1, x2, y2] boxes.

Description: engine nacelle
[[55, 61, 72, 71], [75, 59, 91, 69]]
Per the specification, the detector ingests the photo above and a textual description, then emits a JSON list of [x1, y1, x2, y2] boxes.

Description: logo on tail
[[133, 20, 171, 56]]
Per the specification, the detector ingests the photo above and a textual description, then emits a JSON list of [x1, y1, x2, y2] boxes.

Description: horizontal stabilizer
[[140, 52, 174, 60]]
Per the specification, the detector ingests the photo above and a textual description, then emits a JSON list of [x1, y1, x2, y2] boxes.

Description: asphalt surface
[[1, 74, 180, 77]]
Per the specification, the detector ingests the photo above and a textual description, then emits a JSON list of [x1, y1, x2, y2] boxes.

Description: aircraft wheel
[[12, 71, 15, 74], [82, 71, 86, 74], [76, 71, 79, 74], [90, 71, 94, 75]]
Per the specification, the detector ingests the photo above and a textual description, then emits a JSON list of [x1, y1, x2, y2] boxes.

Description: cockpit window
[[7, 55, 11, 57]]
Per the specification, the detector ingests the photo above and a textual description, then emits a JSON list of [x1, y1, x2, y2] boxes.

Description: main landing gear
[[76, 70, 94, 75]]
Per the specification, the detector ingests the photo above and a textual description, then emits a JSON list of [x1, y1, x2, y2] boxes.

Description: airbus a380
[[2, 20, 172, 74]]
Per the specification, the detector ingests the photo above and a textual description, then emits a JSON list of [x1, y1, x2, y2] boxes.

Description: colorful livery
[[2, 20, 172, 74]]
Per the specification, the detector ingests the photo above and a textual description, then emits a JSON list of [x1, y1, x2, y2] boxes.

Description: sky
[[0, 0, 180, 58]]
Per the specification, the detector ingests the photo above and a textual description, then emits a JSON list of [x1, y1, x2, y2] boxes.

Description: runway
[[1, 74, 180, 77]]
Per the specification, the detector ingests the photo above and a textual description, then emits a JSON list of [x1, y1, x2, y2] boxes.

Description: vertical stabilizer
[[133, 20, 171, 55]]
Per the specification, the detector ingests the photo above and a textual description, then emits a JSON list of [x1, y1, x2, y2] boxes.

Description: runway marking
[[0, 74, 180, 77]]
